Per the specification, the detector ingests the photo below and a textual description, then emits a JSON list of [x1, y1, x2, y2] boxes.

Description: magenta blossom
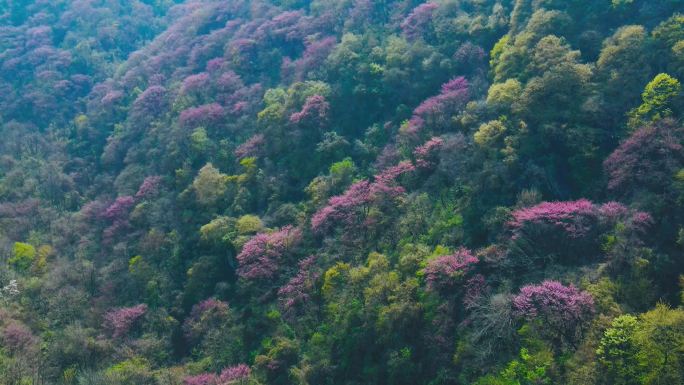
[[103, 196, 135, 221], [234, 134, 265, 160], [414, 137, 444, 168], [104, 304, 147, 338], [237, 226, 303, 281], [179, 103, 225, 128], [289, 94, 329, 127], [512, 280, 594, 344], [423, 248, 478, 291], [401, 2, 439, 40], [136, 176, 162, 198], [278, 256, 319, 321]]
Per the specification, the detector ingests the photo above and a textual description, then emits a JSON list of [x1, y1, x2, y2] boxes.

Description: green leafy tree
[[9, 242, 36, 272], [629, 73, 682, 128], [597, 315, 640, 385]]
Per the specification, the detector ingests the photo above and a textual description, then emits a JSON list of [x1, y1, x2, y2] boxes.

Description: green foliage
[[236, 215, 264, 235], [1, 1, 684, 384], [629, 73, 682, 128], [597, 315, 640, 385], [105, 357, 155, 385], [475, 119, 508, 146], [475, 347, 553, 385], [597, 305, 684, 385], [193, 163, 229, 206], [486, 79, 522, 110], [9, 242, 36, 272]]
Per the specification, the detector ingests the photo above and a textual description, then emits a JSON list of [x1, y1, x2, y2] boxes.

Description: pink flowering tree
[[182, 72, 210, 95], [423, 248, 478, 293], [506, 200, 602, 269], [183, 364, 250, 385], [104, 304, 148, 338], [289, 94, 329, 129], [234, 134, 265, 160], [604, 120, 683, 204], [512, 281, 594, 347], [311, 160, 416, 235], [136, 176, 163, 199], [236, 226, 303, 282], [2, 322, 37, 354], [103, 196, 136, 221], [311, 180, 373, 233], [184, 373, 218, 385], [102, 195, 136, 243], [506, 199, 651, 270], [293, 37, 337, 80], [179, 103, 225, 128], [131, 85, 168, 120], [219, 363, 251, 383], [413, 137, 444, 168], [400, 2, 439, 41], [278, 256, 320, 324], [183, 298, 230, 345], [404, 77, 469, 138]]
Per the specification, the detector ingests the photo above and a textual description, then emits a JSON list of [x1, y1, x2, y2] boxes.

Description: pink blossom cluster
[[183, 364, 251, 385], [289, 94, 330, 126], [413, 137, 444, 168], [311, 160, 416, 233], [179, 103, 225, 128], [237, 226, 303, 280], [414, 77, 469, 116], [104, 304, 147, 338], [278, 256, 319, 320], [292, 37, 337, 80], [311, 181, 372, 232], [234, 134, 265, 160], [206, 58, 226, 72], [596, 201, 629, 219], [183, 298, 230, 343], [509, 199, 596, 239], [599, 202, 653, 233], [512, 281, 594, 342], [371, 161, 416, 197], [2, 322, 36, 352], [513, 281, 593, 319], [463, 274, 489, 310], [604, 121, 683, 195], [454, 42, 486, 69], [101, 195, 135, 242], [220, 364, 251, 383], [0, 199, 41, 218], [103, 196, 136, 221], [101, 90, 124, 105], [400, 2, 439, 40], [184, 373, 217, 385], [510, 199, 653, 241], [102, 220, 132, 245], [407, 77, 469, 136], [181, 72, 210, 94], [188, 298, 229, 322], [630, 211, 654, 230], [136, 176, 163, 198], [423, 248, 478, 291], [254, 10, 315, 43], [216, 71, 244, 94], [131, 85, 167, 116]]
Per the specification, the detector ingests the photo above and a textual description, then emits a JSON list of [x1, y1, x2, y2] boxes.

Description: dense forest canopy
[[0, 0, 683, 384]]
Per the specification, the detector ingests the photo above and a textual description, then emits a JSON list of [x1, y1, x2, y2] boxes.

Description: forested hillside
[[0, 1, 683, 384]]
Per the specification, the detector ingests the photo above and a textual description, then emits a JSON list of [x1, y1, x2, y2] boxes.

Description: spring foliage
[[0, 1, 683, 384]]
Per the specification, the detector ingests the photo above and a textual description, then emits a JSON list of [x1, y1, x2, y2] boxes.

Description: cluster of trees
[[0, 0, 683, 384]]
